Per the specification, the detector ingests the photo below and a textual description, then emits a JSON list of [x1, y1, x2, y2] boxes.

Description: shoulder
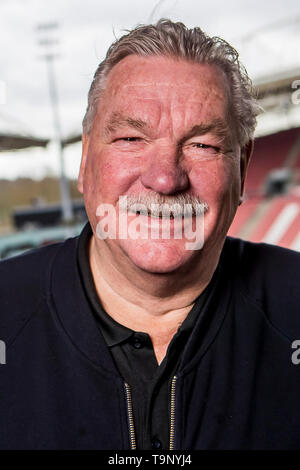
[[0, 236, 78, 344], [223, 236, 300, 279], [0, 240, 63, 290], [222, 237, 300, 339]]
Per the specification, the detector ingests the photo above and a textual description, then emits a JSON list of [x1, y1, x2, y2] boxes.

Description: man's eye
[[120, 137, 141, 142], [192, 143, 218, 150], [112, 137, 144, 146], [187, 142, 220, 154]]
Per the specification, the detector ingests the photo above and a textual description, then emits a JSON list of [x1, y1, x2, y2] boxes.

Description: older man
[[0, 20, 300, 450]]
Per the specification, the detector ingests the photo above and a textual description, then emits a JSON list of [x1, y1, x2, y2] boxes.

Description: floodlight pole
[[37, 23, 73, 223]]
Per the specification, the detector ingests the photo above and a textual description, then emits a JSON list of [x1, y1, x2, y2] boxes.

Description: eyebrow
[[104, 112, 150, 136], [180, 119, 231, 145]]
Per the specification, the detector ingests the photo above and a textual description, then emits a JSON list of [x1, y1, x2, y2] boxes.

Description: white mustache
[[118, 194, 209, 218]]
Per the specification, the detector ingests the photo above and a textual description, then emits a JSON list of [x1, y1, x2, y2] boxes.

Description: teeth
[[135, 211, 180, 219], [127, 204, 207, 218], [119, 195, 208, 219]]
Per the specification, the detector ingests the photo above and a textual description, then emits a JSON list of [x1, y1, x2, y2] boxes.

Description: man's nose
[[140, 146, 189, 194]]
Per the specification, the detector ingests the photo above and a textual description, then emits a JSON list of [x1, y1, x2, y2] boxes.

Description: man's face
[[78, 55, 250, 273]]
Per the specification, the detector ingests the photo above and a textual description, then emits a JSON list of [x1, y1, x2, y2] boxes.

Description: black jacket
[[0, 234, 300, 450]]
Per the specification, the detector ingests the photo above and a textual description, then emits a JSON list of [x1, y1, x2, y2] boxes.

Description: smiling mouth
[[118, 196, 209, 219]]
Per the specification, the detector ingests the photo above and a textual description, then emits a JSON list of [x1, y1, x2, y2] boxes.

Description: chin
[[118, 238, 199, 274]]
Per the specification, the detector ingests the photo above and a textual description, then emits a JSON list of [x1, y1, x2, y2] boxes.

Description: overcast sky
[[0, 0, 300, 180]]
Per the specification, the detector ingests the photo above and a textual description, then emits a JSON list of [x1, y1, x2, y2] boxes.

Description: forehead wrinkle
[[119, 82, 197, 89]]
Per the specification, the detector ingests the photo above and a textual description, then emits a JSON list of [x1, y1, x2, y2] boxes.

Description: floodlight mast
[[37, 22, 73, 224]]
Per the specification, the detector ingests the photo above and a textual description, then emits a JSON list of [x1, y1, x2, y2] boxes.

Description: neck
[[89, 235, 221, 327]]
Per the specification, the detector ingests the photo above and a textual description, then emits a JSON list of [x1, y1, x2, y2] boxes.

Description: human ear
[[77, 133, 89, 194], [239, 139, 254, 204]]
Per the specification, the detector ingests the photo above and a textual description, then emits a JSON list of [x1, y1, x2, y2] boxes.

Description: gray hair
[[82, 19, 259, 146]]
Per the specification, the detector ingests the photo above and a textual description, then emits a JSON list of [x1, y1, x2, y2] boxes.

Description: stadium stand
[[228, 127, 300, 251]]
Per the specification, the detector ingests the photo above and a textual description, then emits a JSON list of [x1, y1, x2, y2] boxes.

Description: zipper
[[124, 382, 137, 449], [169, 375, 177, 450]]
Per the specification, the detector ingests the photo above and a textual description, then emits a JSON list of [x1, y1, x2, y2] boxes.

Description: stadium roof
[[0, 112, 83, 151], [0, 112, 49, 152], [254, 67, 300, 98], [0, 134, 50, 151], [254, 68, 300, 138], [61, 134, 81, 148]]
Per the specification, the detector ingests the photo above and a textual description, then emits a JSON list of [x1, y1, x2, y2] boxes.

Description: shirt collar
[[76, 221, 216, 348]]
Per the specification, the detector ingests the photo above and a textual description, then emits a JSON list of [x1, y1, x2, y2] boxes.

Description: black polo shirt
[[77, 221, 216, 450]]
